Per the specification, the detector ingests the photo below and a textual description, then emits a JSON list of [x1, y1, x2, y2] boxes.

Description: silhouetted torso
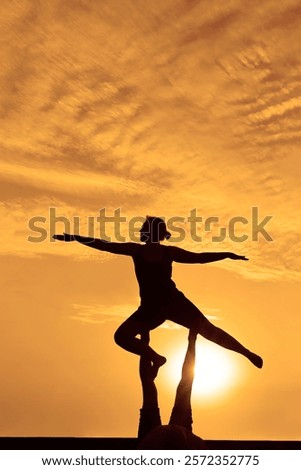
[[133, 245, 177, 306]]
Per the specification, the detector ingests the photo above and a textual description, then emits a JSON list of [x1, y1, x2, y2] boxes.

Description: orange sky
[[0, 0, 301, 440]]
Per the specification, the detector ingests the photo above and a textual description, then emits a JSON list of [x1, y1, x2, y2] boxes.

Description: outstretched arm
[[53, 233, 140, 256], [169, 246, 248, 264]]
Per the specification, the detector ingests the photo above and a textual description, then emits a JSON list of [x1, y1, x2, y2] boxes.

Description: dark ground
[[0, 438, 300, 450]]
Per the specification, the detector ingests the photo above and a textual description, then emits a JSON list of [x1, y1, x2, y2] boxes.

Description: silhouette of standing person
[[54, 216, 263, 378]]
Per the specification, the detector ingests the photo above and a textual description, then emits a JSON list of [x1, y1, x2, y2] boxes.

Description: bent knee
[[114, 321, 137, 347], [114, 326, 124, 346], [114, 318, 142, 347]]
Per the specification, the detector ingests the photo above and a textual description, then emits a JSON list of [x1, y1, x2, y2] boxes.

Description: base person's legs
[[169, 329, 198, 430]]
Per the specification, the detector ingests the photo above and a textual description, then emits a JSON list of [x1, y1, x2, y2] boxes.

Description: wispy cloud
[[0, 157, 153, 198], [71, 303, 220, 327], [71, 302, 183, 328], [71, 303, 135, 324]]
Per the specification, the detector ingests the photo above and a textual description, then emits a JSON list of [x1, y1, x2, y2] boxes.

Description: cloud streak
[[71, 302, 220, 327]]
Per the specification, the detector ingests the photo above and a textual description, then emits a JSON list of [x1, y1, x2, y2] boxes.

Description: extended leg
[[166, 293, 263, 369], [198, 317, 263, 368]]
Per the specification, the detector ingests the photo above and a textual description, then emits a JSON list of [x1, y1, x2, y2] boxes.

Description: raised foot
[[249, 352, 263, 369], [151, 355, 167, 379]]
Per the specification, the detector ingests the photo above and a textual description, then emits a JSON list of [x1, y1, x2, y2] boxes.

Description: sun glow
[[166, 342, 240, 400]]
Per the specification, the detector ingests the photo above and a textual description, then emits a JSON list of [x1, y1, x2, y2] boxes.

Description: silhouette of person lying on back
[[54, 215, 263, 378]]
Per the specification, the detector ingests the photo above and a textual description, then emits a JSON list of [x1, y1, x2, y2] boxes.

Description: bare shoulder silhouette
[[53, 215, 263, 377]]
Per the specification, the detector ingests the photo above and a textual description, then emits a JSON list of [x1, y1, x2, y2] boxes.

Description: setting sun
[[167, 342, 240, 400]]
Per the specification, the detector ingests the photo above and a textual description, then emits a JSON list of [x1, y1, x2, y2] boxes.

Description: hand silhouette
[[228, 253, 249, 261], [53, 233, 75, 242]]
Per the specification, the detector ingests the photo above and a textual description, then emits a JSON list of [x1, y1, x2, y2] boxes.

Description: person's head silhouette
[[140, 216, 171, 243]]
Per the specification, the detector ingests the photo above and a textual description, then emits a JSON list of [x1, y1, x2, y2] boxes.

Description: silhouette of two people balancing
[[53, 216, 263, 379]]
